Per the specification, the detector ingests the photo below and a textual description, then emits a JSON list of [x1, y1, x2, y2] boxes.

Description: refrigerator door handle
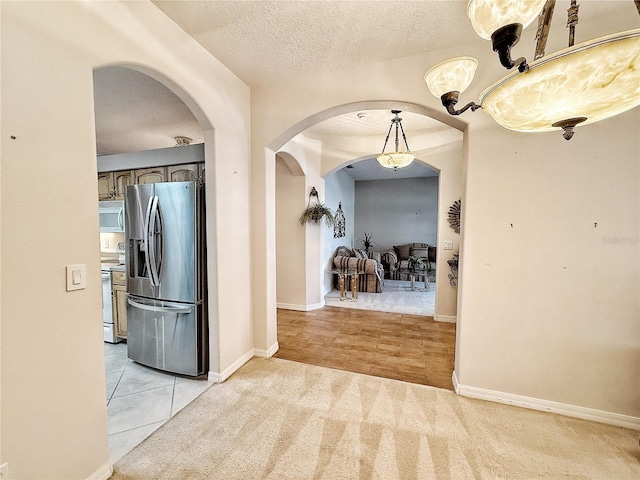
[[143, 195, 154, 284], [127, 298, 193, 314], [148, 195, 163, 286]]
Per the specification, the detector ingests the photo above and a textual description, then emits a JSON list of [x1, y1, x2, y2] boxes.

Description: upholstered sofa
[[381, 243, 436, 280], [332, 246, 384, 293]]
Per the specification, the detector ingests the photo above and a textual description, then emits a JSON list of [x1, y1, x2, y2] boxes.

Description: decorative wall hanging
[[334, 202, 345, 238], [448, 253, 459, 287], [298, 187, 335, 228], [448, 199, 461, 234]]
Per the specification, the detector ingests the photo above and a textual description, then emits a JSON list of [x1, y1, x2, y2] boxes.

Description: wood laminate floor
[[274, 306, 456, 390]]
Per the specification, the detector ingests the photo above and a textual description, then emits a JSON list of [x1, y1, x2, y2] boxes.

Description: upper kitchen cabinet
[[98, 172, 115, 200], [135, 167, 166, 184], [113, 170, 134, 199], [99, 170, 134, 200], [168, 164, 200, 183]]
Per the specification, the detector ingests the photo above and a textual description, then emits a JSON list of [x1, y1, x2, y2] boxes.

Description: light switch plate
[[66, 264, 86, 291], [443, 240, 453, 250]]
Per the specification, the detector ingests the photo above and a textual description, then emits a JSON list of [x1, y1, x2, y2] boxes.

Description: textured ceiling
[[152, 0, 477, 88], [95, 0, 638, 176], [93, 66, 203, 155]]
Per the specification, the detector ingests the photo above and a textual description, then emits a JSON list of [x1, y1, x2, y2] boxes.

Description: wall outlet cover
[[443, 240, 453, 250]]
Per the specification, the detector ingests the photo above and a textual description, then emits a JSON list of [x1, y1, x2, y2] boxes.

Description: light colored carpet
[[112, 358, 640, 479], [325, 279, 435, 316]]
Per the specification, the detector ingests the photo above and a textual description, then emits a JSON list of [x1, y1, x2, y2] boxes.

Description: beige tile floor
[[104, 342, 211, 463], [324, 279, 436, 316]]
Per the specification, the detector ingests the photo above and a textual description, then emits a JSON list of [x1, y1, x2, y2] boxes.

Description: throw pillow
[[354, 249, 368, 259], [335, 246, 353, 257], [410, 246, 429, 259], [393, 244, 411, 260]]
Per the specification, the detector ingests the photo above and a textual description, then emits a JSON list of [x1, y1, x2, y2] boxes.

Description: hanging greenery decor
[[299, 187, 335, 228]]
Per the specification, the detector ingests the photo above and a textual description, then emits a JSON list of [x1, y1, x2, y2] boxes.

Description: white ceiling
[[94, 1, 638, 180]]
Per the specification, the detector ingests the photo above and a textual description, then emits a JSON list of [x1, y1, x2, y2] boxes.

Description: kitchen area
[[98, 148, 211, 463]]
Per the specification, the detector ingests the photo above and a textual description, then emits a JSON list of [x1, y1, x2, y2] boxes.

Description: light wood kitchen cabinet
[[111, 271, 127, 339], [113, 170, 134, 199], [167, 164, 199, 182], [135, 167, 166, 184], [99, 170, 134, 200], [99, 163, 205, 199], [98, 172, 115, 200]]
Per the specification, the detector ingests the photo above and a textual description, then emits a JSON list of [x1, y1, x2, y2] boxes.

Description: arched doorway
[[93, 64, 214, 462], [268, 104, 464, 389]]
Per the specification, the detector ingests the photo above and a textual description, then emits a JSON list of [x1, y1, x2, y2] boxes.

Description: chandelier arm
[[441, 91, 481, 116], [446, 102, 482, 116], [534, 0, 556, 60], [492, 24, 530, 72]]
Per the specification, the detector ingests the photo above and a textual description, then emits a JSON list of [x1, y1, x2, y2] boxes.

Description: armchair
[[332, 246, 384, 293]]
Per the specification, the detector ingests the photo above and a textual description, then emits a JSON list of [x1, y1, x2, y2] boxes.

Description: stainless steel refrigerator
[[125, 181, 207, 376]]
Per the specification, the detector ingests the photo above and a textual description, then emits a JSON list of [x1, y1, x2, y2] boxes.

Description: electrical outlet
[[103, 238, 109, 249], [443, 240, 453, 250]]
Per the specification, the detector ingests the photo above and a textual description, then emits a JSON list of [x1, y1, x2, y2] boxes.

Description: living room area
[[273, 109, 462, 388], [323, 167, 450, 318], [275, 109, 462, 323]]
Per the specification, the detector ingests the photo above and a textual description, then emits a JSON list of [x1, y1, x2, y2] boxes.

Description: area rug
[[112, 358, 640, 479]]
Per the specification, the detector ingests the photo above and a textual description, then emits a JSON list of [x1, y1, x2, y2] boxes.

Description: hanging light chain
[[398, 118, 411, 153], [567, 0, 580, 47], [380, 111, 411, 154], [380, 122, 394, 154]]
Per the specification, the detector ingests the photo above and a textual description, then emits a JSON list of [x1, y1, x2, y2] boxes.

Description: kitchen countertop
[[101, 262, 125, 272]]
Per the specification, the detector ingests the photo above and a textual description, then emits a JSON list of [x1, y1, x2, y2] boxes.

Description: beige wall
[[1, 1, 251, 478], [275, 135, 325, 310], [458, 115, 639, 416], [275, 156, 306, 308]]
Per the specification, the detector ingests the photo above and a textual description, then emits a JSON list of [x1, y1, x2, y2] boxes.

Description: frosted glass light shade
[[376, 152, 415, 169], [424, 57, 478, 98], [480, 29, 640, 132], [467, 0, 547, 40]]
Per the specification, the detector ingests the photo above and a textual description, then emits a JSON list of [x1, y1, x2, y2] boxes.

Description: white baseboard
[[277, 302, 324, 311], [451, 370, 460, 394], [254, 341, 279, 358], [208, 349, 254, 383], [434, 314, 457, 323], [454, 377, 640, 431], [86, 463, 113, 480], [208, 342, 280, 383]]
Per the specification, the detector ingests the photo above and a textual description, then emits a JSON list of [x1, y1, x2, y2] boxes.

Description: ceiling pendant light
[[423, 0, 640, 140], [376, 110, 415, 169]]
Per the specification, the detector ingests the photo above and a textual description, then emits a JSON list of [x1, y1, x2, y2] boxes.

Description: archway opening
[[270, 104, 463, 390], [93, 64, 214, 463]]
